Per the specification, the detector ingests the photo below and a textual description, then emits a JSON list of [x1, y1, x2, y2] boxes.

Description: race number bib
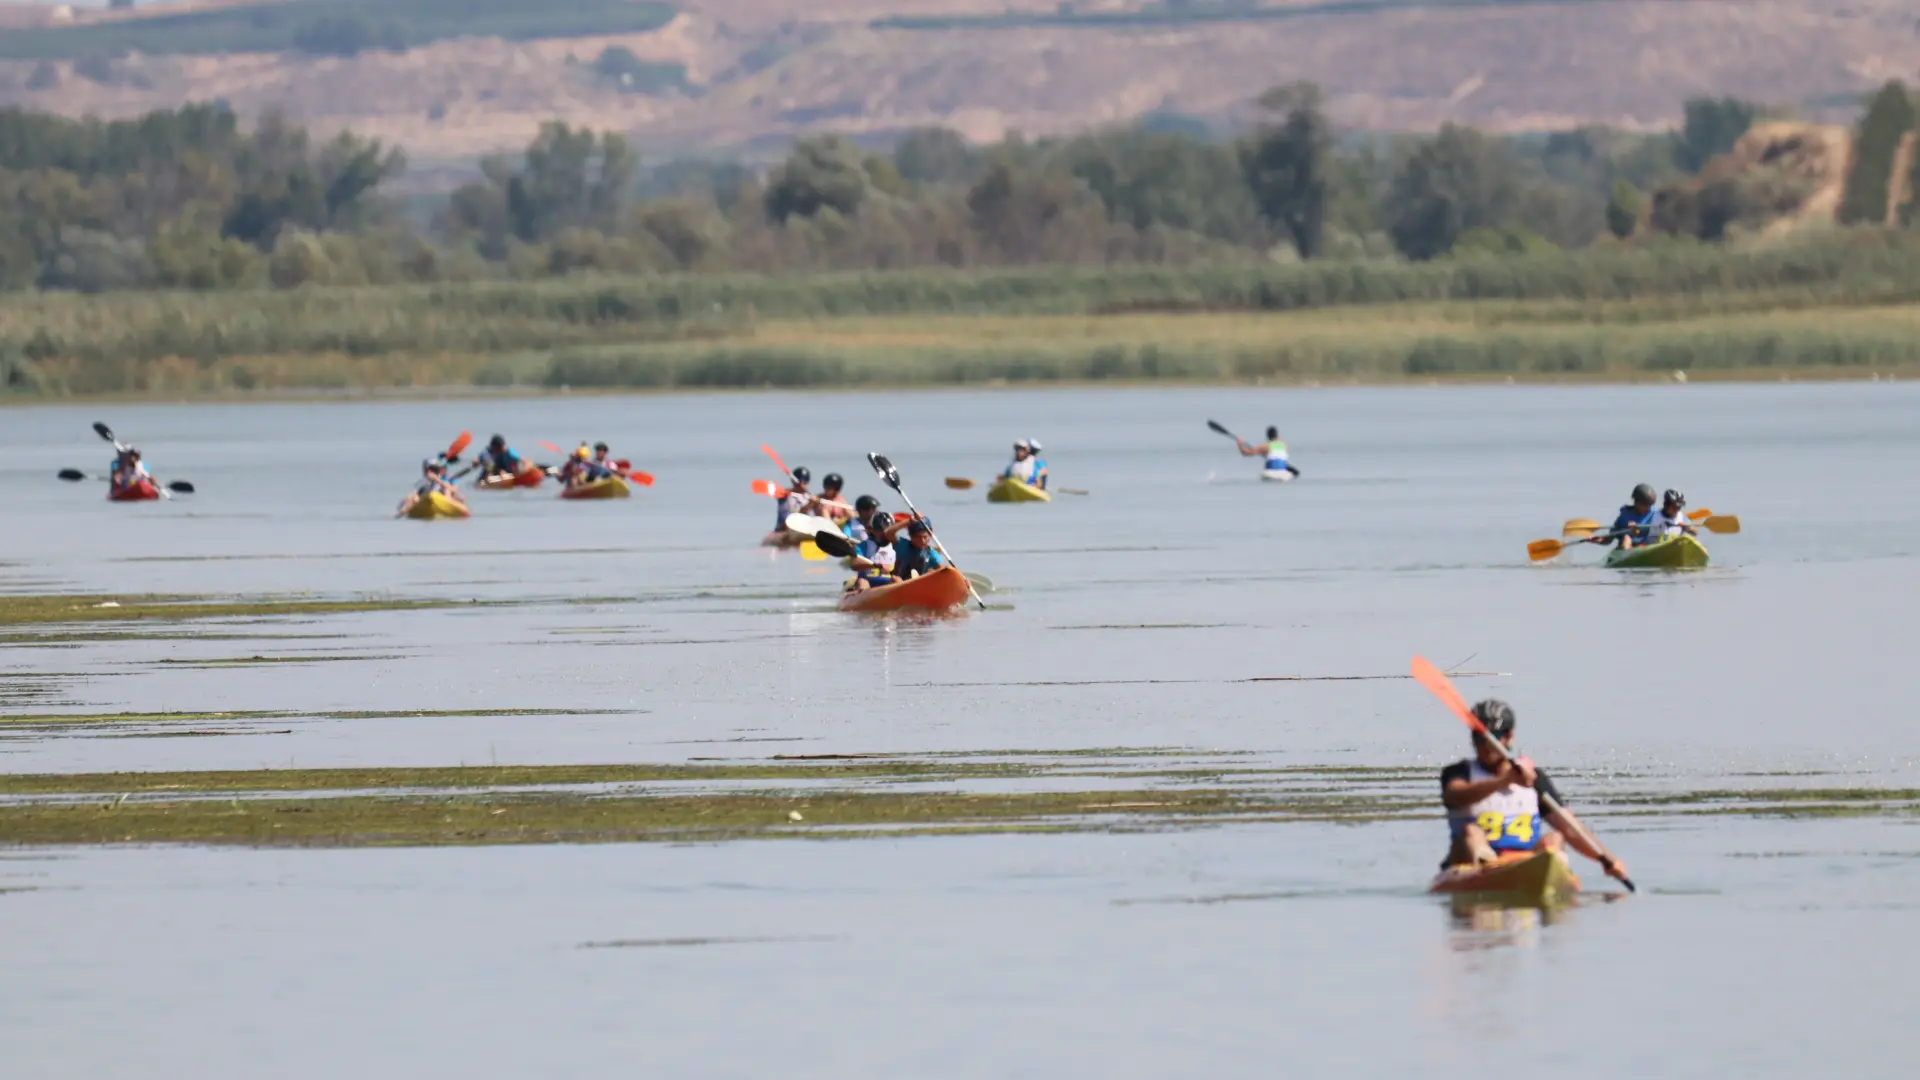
[[1475, 811, 1539, 852]]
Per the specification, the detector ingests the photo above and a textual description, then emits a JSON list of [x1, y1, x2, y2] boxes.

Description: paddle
[[1207, 419, 1300, 476], [1532, 514, 1741, 561], [945, 477, 975, 490], [809, 530, 856, 559], [1411, 656, 1634, 892], [762, 443, 794, 483], [89, 422, 194, 497], [867, 453, 986, 612], [1563, 508, 1714, 538], [57, 468, 194, 494]]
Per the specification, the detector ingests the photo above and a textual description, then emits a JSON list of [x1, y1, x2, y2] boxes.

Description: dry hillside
[[2, 0, 1918, 164]]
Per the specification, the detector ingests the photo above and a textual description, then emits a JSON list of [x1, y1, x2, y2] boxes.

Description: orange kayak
[[477, 468, 545, 490], [839, 566, 971, 613], [1429, 847, 1580, 904], [109, 479, 161, 502]]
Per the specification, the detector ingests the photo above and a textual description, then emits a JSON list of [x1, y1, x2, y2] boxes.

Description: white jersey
[[1006, 456, 1042, 484], [1445, 759, 1551, 853], [1647, 510, 1688, 538]]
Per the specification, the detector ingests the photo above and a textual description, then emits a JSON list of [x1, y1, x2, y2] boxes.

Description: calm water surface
[[3, 383, 1918, 1077]]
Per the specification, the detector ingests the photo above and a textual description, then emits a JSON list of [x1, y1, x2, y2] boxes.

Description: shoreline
[[3, 366, 1911, 406]]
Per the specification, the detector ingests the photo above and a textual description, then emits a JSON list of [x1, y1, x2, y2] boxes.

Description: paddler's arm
[[1440, 768, 1521, 811], [1237, 440, 1260, 457], [1537, 773, 1630, 881]]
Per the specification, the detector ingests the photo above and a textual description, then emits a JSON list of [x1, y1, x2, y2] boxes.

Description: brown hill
[[2, 1, 1918, 165]]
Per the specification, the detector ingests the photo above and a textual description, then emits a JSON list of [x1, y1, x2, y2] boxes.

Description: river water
[[3, 382, 1918, 1077]]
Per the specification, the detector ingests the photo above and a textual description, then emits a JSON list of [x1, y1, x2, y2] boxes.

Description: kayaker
[[588, 442, 617, 480], [1441, 699, 1629, 884], [819, 473, 850, 524], [848, 496, 884, 555], [398, 459, 464, 516], [476, 435, 531, 482], [777, 466, 815, 530], [1648, 489, 1697, 540], [1593, 483, 1659, 548], [110, 447, 151, 495], [844, 542, 899, 594], [1002, 440, 1048, 491], [558, 446, 599, 488], [892, 519, 949, 579], [1237, 426, 1294, 474]]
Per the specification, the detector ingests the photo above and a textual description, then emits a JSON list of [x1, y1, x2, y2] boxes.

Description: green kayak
[[1605, 534, 1709, 569]]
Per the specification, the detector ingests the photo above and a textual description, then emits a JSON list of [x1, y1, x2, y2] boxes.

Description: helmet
[[421, 458, 441, 471], [1266, 426, 1278, 440], [1471, 700, 1516, 740], [823, 472, 844, 490], [1026, 439, 1042, 452], [1631, 483, 1656, 504], [1663, 489, 1685, 507], [594, 442, 609, 452], [489, 435, 506, 449], [574, 446, 590, 459], [855, 494, 880, 513], [791, 466, 811, 484], [869, 511, 894, 532]]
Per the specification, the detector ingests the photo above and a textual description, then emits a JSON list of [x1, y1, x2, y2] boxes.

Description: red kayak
[[477, 468, 546, 490], [839, 566, 971, 613], [108, 479, 161, 502]]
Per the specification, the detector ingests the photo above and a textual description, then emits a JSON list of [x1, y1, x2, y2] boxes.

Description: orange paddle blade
[[447, 431, 472, 460], [751, 479, 789, 499], [760, 444, 790, 478], [539, 442, 564, 454], [1527, 538, 1567, 561], [626, 471, 655, 487], [1412, 656, 1486, 736]]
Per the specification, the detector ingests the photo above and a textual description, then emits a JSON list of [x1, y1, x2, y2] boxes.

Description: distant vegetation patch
[[873, 0, 1528, 32], [0, 0, 679, 61]]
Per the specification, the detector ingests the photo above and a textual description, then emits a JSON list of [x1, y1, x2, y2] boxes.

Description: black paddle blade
[[92, 422, 115, 442], [57, 468, 86, 481], [166, 481, 195, 494], [867, 453, 901, 491], [1207, 419, 1232, 436], [811, 531, 855, 558]]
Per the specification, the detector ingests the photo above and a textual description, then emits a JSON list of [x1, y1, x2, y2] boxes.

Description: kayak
[[838, 566, 971, 613], [477, 468, 545, 491], [559, 476, 629, 500], [1605, 534, 1709, 569], [108, 479, 161, 502], [1261, 468, 1294, 483], [987, 476, 1051, 503], [1429, 847, 1580, 905], [403, 491, 470, 520]]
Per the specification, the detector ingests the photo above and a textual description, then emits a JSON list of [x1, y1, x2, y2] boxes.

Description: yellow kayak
[[1605, 534, 1709, 569], [403, 491, 470, 520], [560, 476, 630, 500], [987, 476, 1051, 503], [1429, 847, 1580, 905]]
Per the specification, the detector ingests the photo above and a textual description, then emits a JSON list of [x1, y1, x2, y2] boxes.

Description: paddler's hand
[[1507, 756, 1537, 788], [1600, 855, 1630, 882]]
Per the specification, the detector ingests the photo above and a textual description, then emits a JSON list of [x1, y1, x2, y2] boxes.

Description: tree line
[[2, 83, 1915, 295]]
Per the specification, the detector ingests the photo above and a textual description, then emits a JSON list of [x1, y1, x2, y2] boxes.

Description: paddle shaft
[[92, 424, 176, 499], [872, 457, 985, 611]]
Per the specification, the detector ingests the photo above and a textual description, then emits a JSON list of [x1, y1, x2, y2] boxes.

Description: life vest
[[1449, 760, 1544, 853]]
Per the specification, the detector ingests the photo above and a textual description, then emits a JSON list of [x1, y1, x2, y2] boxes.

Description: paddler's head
[[855, 494, 879, 522], [593, 442, 609, 460], [822, 472, 844, 497], [1266, 426, 1278, 440], [1662, 489, 1685, 514], [790, 466, 811, 491], [1012, 441, 1030, 460], [907, 519, 933, 549], [869, 511, 894, 535], [422, 458, 443, 475], [489, 435, 506, 451], [1630, 483, 1655, 511], [1469, 700, 1516, 766]]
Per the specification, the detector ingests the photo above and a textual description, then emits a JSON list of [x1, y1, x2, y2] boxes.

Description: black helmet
[[791, 466, 811, 484], [594, 441, 609, 453], [870, 511, 894, 532], [855, 494, 879, 513], [1631, 483, 1656, 504], [1471, 700, 1516, 739], [1663, 489, 1685, 507], [489, 434, 506, 449], [823, 472, 844, 490], [1266, 426, 1278, 439]]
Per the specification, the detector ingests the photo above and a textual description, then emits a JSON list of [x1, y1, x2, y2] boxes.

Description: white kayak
[[1262, 468, 1294, 483]]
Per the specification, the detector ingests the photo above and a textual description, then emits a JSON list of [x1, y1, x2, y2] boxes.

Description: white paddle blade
[[784, 512, 838, 537]]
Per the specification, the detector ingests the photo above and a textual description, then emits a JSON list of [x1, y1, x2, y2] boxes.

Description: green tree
[[1383, 124, 1519, 260], [1673, 97, 1763, 173], [1238, 81, 1334, 257], [892, 127, 974, 184], [1606, 179, 1643, 238], [1838, 81, 1916, 225], [763, 136, 870, 223]]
